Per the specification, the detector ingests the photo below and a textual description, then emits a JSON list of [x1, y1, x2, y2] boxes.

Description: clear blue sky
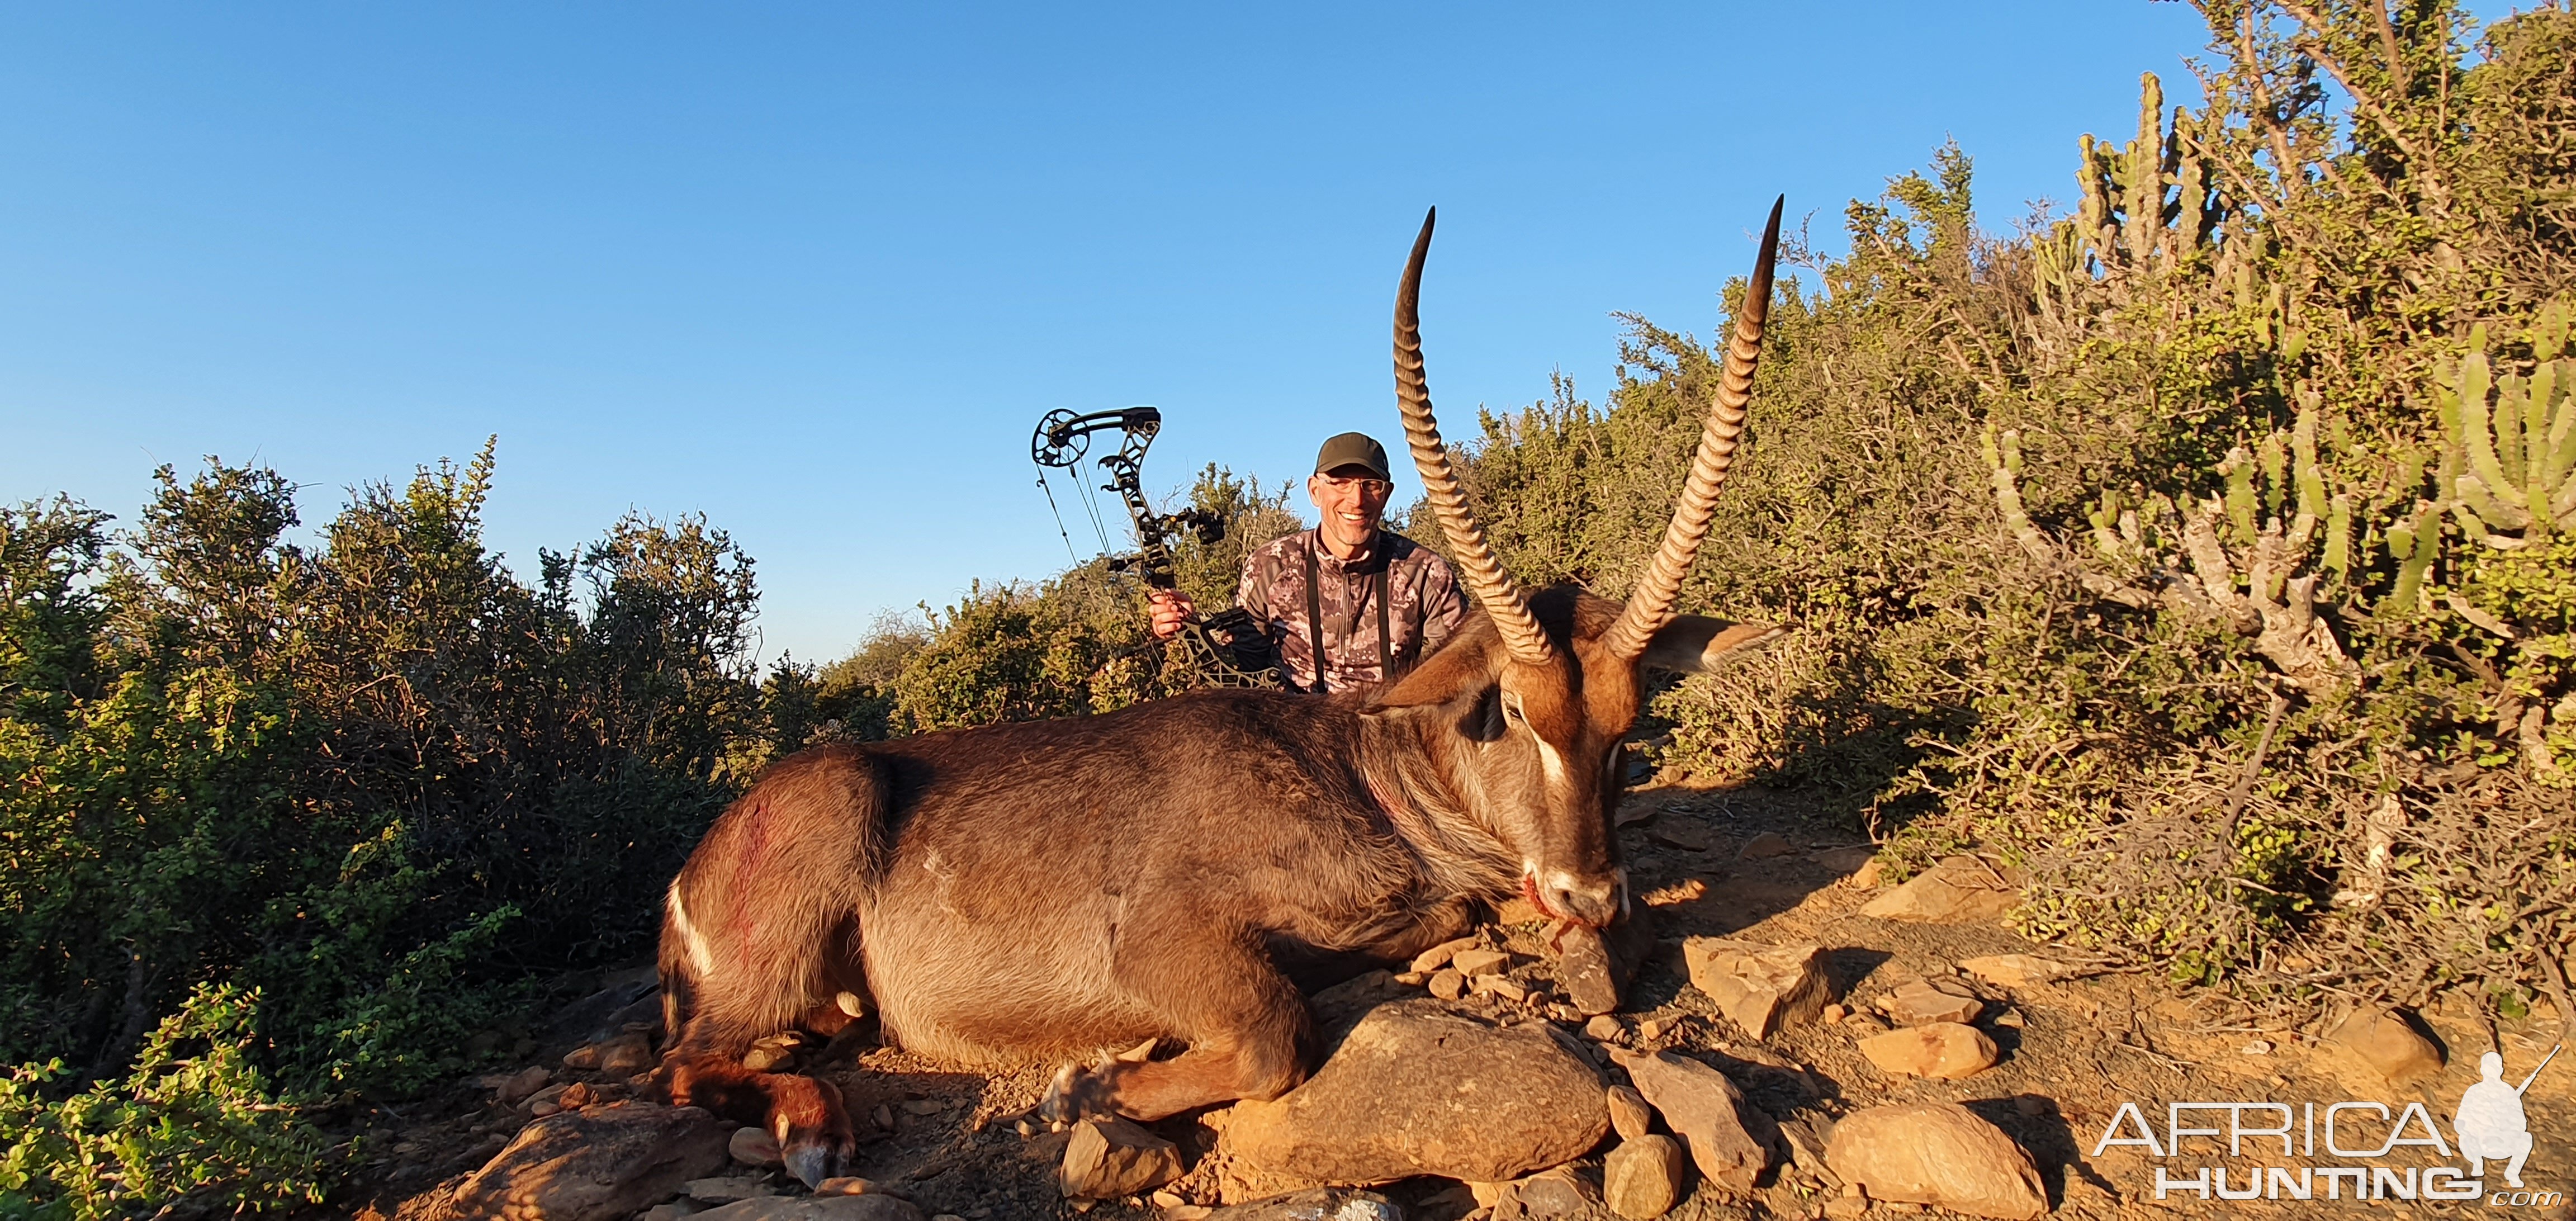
[[3, 2, 2380, 665]]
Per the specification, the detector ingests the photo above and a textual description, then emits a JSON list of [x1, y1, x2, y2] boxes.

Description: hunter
[[1148, 432, 1466, 693]]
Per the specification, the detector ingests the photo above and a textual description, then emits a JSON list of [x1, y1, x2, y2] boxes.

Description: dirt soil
[[353, 779, 2576, 1220]]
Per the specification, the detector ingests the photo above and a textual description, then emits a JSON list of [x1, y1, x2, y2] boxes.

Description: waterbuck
[[654, 199, 1786, 1186]]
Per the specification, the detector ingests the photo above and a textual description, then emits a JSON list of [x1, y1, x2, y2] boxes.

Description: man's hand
[[1148, 589, 1196, 640]]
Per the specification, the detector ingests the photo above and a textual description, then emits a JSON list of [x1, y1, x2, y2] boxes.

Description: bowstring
[[1072, 455, 1118, 559], [1035, 468, 1084, 569]]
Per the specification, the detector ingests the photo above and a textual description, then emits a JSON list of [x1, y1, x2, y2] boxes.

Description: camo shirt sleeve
[[1238, 532, 1312, 688]]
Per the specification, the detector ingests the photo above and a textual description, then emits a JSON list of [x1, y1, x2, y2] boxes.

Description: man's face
[[1308, 466, 1393, 553]]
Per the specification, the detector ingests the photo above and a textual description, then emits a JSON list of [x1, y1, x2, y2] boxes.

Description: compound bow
[[1031, 407, 1283, 690]]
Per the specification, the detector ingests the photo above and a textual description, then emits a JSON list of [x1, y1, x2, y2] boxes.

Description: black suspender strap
[[1303, 540, 1328, 694], [1376, 565, 1391, 678], [1305, 534, 1398, 693]]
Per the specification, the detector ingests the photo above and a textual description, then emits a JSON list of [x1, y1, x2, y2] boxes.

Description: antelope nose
[[1546, 875, 1621, 929]]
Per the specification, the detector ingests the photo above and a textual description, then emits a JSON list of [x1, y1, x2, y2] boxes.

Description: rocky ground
[[341, 780, 2576, 1221]]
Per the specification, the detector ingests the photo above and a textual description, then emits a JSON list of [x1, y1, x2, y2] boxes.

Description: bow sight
[[1031, 407, 1283, 689]]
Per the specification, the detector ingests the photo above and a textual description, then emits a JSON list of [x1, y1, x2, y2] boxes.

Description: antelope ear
[[1640, 616, 1784, 673], [1370, 635, 1497, 709]]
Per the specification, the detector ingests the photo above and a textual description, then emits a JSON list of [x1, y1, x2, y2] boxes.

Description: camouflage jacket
[[1237, 528, 1467, 694]]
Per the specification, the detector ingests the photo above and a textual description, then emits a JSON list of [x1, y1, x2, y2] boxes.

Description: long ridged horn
[[1599, 196, 1784, 662], [1393, 207, 1555, 667]]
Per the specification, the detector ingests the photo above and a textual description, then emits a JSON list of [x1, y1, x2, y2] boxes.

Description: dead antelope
[[652, 198, 1786, 1186]]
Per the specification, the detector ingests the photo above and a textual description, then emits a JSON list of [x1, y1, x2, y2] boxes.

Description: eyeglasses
[[1318, 476, 1393, 495]]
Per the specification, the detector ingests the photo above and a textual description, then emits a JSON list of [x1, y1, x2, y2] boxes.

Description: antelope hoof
[[1036, 1061, 1121, 1125], [776, 1080, 857, 1190], [779, 1128, 850, 1190]]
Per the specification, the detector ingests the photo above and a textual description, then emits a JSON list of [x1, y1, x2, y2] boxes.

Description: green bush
[[1434, 0, 2576, 1018], [1, 441, 806, 1210], [884, 465, 1297, 733], [0, 985, 330, 1221]]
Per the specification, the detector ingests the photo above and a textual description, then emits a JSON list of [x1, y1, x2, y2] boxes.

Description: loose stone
[[729, 1125, 784, 1168], [494, 1064, 552, 1106], [1825, 1102, 2045, 1220], [1059, 1116, 1185, 1200], [1647, 824, 1710, 852], [1411, 937, 1478, 973], [1856, 1023, 1999, 1080], [2327, 1007, 2444, 1087], [1450, 948, 1512, 978], [1606, 1084, 1654, 1141], [1610, 1049, 1777, 1195], [1857, 856, 2018, 923], [596, 1031, 656, 1076], [1957, 954, 2072, 989], [1603, 1135, 1688, 1218], [1217, 1000, 1608, 1191], [1682, 938, 1832, 1040], [1551, 922, 1623, 1016], [1736, 831, 1792, 859]]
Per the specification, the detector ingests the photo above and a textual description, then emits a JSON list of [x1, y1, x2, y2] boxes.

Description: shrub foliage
[[1450, 0, 2576, 1017], [0, 443, 780, 1213]]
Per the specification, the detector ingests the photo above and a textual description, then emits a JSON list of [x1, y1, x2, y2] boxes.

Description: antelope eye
[[1461, 688, 1507, 741]]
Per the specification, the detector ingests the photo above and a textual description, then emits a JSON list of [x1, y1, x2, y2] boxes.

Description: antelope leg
[[654, 1027, 858, 1188], [1048, 910, 1314, 1121]]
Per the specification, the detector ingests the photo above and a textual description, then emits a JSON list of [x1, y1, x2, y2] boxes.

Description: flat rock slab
[[1683, 938, 1831, 1040], [1825, 1102, 2046, 1220], [692, 1199, 926, 1221], [1879, 979, 1983, 1026], [1609, 1049, 1777, 1195], [1220, 1000, 1607, 1190], [1450, 949, 1512, 978], [1958, 954, 2073, 989], [427, 1102, 730, 1221], [1858, 1023, 2000, 1080], [1858, 855, 2020, 924]]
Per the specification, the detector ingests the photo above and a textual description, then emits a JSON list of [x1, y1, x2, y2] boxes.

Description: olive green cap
[[1314, 432, 1391, 481]]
